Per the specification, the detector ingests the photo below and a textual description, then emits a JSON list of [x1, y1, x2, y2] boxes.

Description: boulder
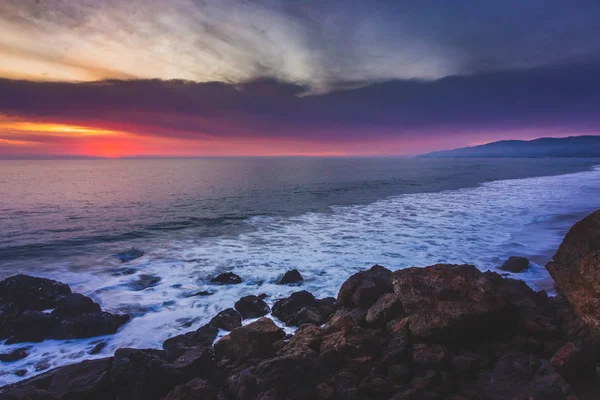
[[476, 352, 570, 400], [365, 292, 404, 327], [412, 344, 448, 371], [391, 264, 517, 341], [129, 274, 161, 291], [234, 296, 270, 319], [499, 256, 530, 273], [163, 324, 219, 361], [52, 294, 101, 319], [278, 324, 322, 357], [214, 317, 285, 363], [278, 270, 303, 285], [0, 347, 29, 363], [337, 265, 393, 309], [0, 385, 56, 400], [271, 291, 317, 325], [111, 348, 185, 400], [546, 209, 600, 336], [288, 307, 324, 326], [113, 247, 144, 263], [7, 311, 56, 344], [53, 312, 129, 340], [209, 308, 242, 331], [0, 275, 71, 312], [170, 347, 214, 379], [46, 358, 112, 400], [210, 273, 242, 285], [550, 342, 596, 382], [163, 378, 219, 400]]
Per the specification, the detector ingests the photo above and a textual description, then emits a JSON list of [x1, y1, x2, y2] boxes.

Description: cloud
[[1, 1, 600, 90]]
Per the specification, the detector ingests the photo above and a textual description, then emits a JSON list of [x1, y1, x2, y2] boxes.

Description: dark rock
[[278, 269, 303, 285], [163, 324, 219, 361], [130, 274, 161, 291], [499, 256, 530, 273], [550, 342, 596, 382], [52, 294, 101, 319], [392, 264, 518, 341], [271, 291, 316, 325], [209, 308, 242, 331], [337, 265, 393, 309], [288, 307, 325, 326], [7, 311, 56, 344], [315, 297, 336, 320], [450, 352, 490, 378], [53, 311, 129, 339], [0, 347, 30, 362], [0, 385, 56, 400], [170, 347, 214, 379], [278, 324, 322, 357], [546, 209, 600, 337], [88, 341, 107, 355], [113, 247, 144, 263], [110, 267, 137, 277], [0, 275, 71, 312], [319, 321, 378, 367], [111, 348, 185, 400], [210, 272, 242, 285], [366, 292, 404, 327], [234, 296, 270, 319], [214, 317, 285, 363], [163, 378, 219, 400], [46, 358, 112, 400], [412, 343, 448, 371], [187, 290, 214, 297], [477, 352, 568, 400]]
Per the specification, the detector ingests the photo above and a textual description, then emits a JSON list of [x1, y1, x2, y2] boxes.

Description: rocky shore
[[1, 210, 600, 399]]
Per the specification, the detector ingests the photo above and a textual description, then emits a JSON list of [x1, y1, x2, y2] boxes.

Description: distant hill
[[419, 136, 600, 158]]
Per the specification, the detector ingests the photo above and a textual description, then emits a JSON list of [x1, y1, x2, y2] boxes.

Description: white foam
[[1, 166, 600, 385]]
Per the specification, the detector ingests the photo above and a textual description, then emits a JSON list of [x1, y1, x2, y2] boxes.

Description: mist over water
[[1, 157, 599, 385]]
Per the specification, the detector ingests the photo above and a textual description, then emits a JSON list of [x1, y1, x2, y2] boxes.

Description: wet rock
[[130, 274, 161, 291], [7, 311, 56, 344], [209, 308, 242, 331], [234, 296, 270, 319], [271, 291, 316, 325], [0, 385, 56, 400], [113, 247, 144, 263], [0, 347, 30, 363], [392, 264, 517, 341], [450, 352, 490, 378], [0, 275, 71, 312], [52, 294, 101, 319], [550, 342, 596, 382], [278, 324, 322, 357], [319, 322, 378, 367], [163, 323, 219, 361], [187, 290, 214, 297], [88, 341, 107, 355], [47, 358, 112, 400], [477, 352, 568, 400], [163, 378, 219, 400], [111, 348, 185, 400], [412, 344, 448, 371], [110, 267, 138, 277], [366, 292, 404, 327], [170, 347, 214, 379], [337, 265, 393, 309], [289, 307, 325, 326], [499, 256, 530, 273], [214, 317, 285, 363], [210, 272, 242, 285], [546, 209, 600, 337], [278, 269, 303, 285], [53, 311, 129, 340], [315, 297, 336, 320]]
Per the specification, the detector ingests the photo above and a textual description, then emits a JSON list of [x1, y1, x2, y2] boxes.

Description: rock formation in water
[[2, 210, 600, 400]]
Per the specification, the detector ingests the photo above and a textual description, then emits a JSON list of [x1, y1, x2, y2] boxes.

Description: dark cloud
[[1, 60, 599, 145]]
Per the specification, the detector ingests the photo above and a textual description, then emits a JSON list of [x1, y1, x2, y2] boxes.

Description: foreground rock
[[0, 275, 129, 345], [546, 209, 600, 339], [500, 256, 530, 272]]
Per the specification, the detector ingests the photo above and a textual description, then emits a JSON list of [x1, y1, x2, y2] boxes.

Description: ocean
[[1, 157, 599, 384]]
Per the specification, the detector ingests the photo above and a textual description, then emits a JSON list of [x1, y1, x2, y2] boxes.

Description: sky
[[0, 0, 599, 157]]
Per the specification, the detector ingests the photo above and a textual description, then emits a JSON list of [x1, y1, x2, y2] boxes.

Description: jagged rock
[[0, 275, 71, 312], [210, 273, 242, 285], [337, 265, 393, 309], [278, 269, 303, 285], [163, 324, 219, 361], [550, 342, 596, 382], [412, 344, 448, 371], [392, 264, 518, 341], [0, 347, 29, 363], [209, 308, 242, 331], [214, 317, 284, 363], [111, 349, 185, 400], [272, 291, 316, 325], [288, 307, 324, 326], [7, 311, 56, 344], [46, 358, 112, 400], [52, 294, 101, 319], [278, 324, 322, 357], [315, 297, 336, 318], [234, 296, 270, 319], [546, 209, 600, 337], [53, 312, 129, 340], [130, 274, 161, 291], [477, 352, 569, 400], [163, 378, 219, 400], [499, 256, 530, 273], [319, 321, 378, 367], [0, 385, 56, 400], [365, 292, 404, 327], [170, 347, 214, 379], [450, 352, 490, 378]]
